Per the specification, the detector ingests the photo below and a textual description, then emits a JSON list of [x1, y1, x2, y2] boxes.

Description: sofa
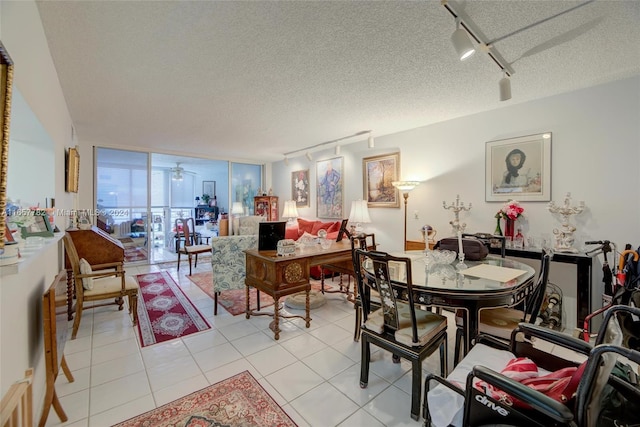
[[286, 218, 343, 279]]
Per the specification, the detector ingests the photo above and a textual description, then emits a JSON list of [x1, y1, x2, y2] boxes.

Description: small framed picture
[[485, 132, 552, 202], [363, 152, 400, 208], [65, 147, 80, 193], [21, 211, 54, 239], [202, 181, 216, 198]]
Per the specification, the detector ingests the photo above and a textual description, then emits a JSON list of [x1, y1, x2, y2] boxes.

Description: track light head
[[284, 156, 289, 166], [499, 73, 512, 101], [451, 19, 475, 61], [305, 152, 313, 161], [335, 145, 341, 155], [368, 133, 374, 148]]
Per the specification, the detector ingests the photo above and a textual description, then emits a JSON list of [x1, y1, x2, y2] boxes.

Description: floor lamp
[[392, 181, 420, 251]]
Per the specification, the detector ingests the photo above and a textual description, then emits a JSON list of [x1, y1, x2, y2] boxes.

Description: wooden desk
[[245, 240, 353, 339]]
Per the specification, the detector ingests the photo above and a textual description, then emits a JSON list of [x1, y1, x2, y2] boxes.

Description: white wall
[[271, 75, 640, 329], [0, 0, 74, 421], [273, 76, 640, 251]]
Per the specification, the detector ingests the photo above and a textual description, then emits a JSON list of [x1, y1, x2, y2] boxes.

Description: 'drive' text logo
[[475, 395, 509, 416]]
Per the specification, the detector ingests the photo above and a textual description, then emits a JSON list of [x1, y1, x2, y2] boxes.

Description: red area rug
[[187, 271, 275, 315], [136, 272, 210, 347], [125, 246, 148, 262], [187, 271, 330, 316], [113, 370, 297, 427]]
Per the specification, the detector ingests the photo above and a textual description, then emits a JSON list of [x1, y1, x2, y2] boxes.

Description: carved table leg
[[305, 290, 311, 328], [245, 285, 250, 319], [66, 269, 74, 320], [273, 297, 281, 340]]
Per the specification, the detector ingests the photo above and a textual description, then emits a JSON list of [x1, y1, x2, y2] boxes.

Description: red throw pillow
[[311, 221, 333, 235], [297, 218, 315, 237], [326, 231, 339, 240]]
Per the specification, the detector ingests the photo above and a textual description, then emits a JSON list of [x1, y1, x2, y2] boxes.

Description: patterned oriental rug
[[113, 370, 297, 427], [136, 272, 210, 347], [187, 271, 333, 316], [187, 271, 275, 315]]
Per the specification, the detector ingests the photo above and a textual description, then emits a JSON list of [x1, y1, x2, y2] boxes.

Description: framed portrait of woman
[[485, 132, 552, 202]]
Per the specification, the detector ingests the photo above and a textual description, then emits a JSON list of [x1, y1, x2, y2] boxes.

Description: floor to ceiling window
[[95, 149, 261, 264], [95, 148, 149, 263]]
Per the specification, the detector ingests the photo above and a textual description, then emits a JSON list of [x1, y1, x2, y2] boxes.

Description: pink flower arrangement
[[495, 200, 524, 221]]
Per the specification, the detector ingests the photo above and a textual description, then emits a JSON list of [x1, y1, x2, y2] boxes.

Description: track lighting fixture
[[283, 129, 373, 163], [499, 72, 512, 101], [368, 132, 375, 148], [450, 18, 475, 61]]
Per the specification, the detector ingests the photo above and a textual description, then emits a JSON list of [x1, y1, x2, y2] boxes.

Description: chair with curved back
[[453, 249, 552, 365], [63, 233, 139, 339], [176, 218, 212, 276], [350, 232, 378, 341], [356, 249, 448, 420]]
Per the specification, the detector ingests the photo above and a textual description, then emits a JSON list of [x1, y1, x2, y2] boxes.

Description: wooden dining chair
[[176, 218, 212, 276], [63, 233, 139, 339], [453, 249, 552, 365], [356, 249, 448, 420]]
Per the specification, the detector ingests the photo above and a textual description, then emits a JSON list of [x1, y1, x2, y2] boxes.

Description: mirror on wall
[[0, 41, 14, 255]]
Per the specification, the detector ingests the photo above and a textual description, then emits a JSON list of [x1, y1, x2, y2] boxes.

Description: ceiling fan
[[171, 162, 186, 181]]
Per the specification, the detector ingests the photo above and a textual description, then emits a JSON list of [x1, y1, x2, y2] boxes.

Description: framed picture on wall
[[291, 169, 309, 208], [202, 181, 216, 198], [316, 157, 343, 219], [363, 152, 400, 208], [485, 132, 552, 202], [65, 147, 80, 193]]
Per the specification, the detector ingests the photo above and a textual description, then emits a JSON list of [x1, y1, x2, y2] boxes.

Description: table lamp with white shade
[[392, 180, 421, 251], [348, 200, 371, 235], [282, 200, 299, 224]]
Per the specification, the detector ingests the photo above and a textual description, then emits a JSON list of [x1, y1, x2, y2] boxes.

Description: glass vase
[[494, 218, 503, 236], [504, 218, 515, 241]]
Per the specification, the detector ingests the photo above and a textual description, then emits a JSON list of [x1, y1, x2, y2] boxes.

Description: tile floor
[[47, 258, 459, 427]]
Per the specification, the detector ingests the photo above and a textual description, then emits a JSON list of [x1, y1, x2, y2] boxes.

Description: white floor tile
[[264, 361, 324, 402], [289, 382, 359, 426], [245, 344, 297, 377], [65, 262, 440, 426]]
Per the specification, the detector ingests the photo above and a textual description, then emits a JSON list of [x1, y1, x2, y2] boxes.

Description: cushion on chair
[[184, 244, 212, 253], [83, 275, 139, 297], [363, 302, 447, 346], [455, 308, 530, 341], [79, 258, 93, 290]]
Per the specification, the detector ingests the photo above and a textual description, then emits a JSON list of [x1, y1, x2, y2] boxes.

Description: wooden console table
[[245, 240, 353, 339]]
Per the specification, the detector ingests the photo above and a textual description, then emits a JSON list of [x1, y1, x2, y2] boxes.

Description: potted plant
[[201, 194, 211, 205]]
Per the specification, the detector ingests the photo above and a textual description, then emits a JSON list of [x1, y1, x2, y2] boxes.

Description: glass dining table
[[364, 251, 536, 355]]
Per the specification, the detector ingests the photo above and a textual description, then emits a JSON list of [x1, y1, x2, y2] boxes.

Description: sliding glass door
[[95, 148, 149, 263]]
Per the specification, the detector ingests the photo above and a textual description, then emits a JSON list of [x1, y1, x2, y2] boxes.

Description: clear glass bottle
[[514, 228, 524, 250]]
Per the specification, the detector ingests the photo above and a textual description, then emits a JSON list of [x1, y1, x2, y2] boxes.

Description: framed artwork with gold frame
[[0, 42, 14, 255], [362, 152, 400, 208], [66, 147, 80, 193]]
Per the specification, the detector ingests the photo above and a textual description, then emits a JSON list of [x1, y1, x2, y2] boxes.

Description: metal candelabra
[[443, 195, 472, 270], [443, 194, 472, 234], [547, 192, 585, 253]]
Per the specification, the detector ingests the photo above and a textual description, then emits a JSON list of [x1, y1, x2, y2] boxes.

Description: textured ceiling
[[36, 0, 640, 163]]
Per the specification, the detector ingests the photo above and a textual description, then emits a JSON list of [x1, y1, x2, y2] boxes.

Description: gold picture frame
[[0, 42, 14, 255], [66, 146, 80, 193], [362, 152, 400, 208]]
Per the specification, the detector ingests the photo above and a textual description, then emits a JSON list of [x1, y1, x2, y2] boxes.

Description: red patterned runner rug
[[113, 370, 297, 427], [136, 271, 210, 347]]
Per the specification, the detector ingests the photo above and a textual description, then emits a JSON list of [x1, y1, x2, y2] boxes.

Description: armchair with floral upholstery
[[211, 235, 258, 315]]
